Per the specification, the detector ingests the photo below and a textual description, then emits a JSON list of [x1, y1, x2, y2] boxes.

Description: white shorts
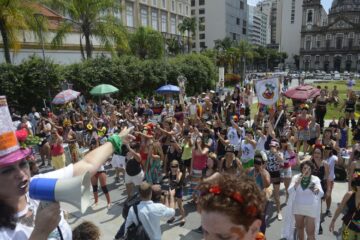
[[293, 203, 316, 218], [281, 167, 292, 179], [125, 171, 144, 186], [111, 155, 126, 169]]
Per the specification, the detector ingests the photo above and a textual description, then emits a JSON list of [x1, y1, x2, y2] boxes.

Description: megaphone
[[29, 172, 91, 214]]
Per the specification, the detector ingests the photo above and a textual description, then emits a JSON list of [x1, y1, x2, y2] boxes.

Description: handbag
[[342, 204, 359, 240], [125, 205, 150, 240]]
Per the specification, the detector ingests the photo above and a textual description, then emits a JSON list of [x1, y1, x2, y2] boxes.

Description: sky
[[248, 0, 333, 12]]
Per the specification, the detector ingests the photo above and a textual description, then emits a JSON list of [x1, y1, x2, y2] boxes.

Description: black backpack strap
[[133, 205, 142, 226]]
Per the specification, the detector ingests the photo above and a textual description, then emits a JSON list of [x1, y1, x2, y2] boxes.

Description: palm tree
[[47, 0, 128, 59], [166, 37, 181, 56], [234, 40, 254, 84], [178, 17, 196, 53], [129, 27, 164, 59], [0, 0, 43, 64]]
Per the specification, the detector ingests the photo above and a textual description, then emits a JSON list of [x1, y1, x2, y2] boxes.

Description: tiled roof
[[29, 3, 64, 30]]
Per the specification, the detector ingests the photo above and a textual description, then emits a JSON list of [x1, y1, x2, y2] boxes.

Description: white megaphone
[[29, 172, 91, 214]]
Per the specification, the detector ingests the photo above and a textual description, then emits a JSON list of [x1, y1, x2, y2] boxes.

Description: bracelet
[[108, 135, 122, 155]]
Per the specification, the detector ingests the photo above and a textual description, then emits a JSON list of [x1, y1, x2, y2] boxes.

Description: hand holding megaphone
[[33, 202, 62, 238]]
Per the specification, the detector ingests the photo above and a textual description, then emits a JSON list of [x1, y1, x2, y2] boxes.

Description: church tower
[[302, 0, 323, 30]]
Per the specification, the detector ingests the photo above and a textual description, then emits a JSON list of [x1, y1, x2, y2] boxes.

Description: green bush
[[0, 54, 216, 112]]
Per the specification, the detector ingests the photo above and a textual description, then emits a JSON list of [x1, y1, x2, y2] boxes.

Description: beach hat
[[0, 96, 31, 167]]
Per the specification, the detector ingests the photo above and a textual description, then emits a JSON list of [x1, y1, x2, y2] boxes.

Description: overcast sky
[[248, 0, 333, 12]]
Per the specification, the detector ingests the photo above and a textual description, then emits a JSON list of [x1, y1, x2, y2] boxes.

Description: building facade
[[278, 0, 303, 67], [248, 5, 268, 46], [300, 0, 360, 72], [191, 0, 248, 52], [0, 0, 190, 64]]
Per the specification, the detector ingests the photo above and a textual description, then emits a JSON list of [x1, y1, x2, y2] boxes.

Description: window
[[336, 38, 343, 49], [316, 35, 321, 48], [170, 15, 176, 34], [153, 0, 157, 6], [162, 0, 166, 8], [141, 8, 148, 26], [191, 9, 195, 15], [290, 0, 295, 24], [199, 0, 205, 6], [347, 55, 352, 61], [199, 17, 205, 23], [237, 18, 240, 25], [178, 3, 182, 14], [326, 34, 332, 40], [199, 24, 205, 31], [199, 33, 205, 39], [326, 39, 331, 49], [305, 36, 311, 50], [200, 41, 206, 48], [186, 6, 189, 15], [348, 38, 353, 49], [233, 33, 236, 40], [171, 1, 175, 11], [191, 0, 195, 7], [152, 11, 158, 30], [199, 9, 205, 14], [315, 55, 320, 63], [114, 8, 121, 20], [240, 1, 244, 9], [126, 4, 134, 27], [243, 20, 247, 35], [161, 12, 167, 32], [307, 10, 313, 23]]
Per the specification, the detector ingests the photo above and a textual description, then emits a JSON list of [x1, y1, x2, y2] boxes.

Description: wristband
[[108, 135, 122, 155]]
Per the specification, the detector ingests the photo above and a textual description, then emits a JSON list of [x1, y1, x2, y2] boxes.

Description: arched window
[[307, 10, 313, 23]]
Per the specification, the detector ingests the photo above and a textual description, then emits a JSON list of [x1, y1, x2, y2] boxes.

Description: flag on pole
[[255, 78, 280, 106]]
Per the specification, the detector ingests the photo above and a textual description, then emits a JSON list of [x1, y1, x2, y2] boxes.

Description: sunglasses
[[171, 165, 178, 168], [254, 159, 262, 165]]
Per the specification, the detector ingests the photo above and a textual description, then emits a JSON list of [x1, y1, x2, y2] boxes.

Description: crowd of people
[[1, 77, 360, 240]]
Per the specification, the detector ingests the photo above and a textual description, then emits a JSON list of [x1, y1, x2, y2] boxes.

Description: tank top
[[339, 128, 348, 148], [342, 193, 360, 232], [222, 158, 238, 172], [317, 99, 327, 110], [192, 151, 207, 170], [345, 99, 356, 112], [169, 172, 183, 189], [248, 169, 264, 190], [126, 157, 142, 176], [297, 117, 309, 130], [312, 159, 325, 181]]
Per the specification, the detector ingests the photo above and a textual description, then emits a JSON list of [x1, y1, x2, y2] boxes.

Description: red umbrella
[[284, 84, 320, 101]]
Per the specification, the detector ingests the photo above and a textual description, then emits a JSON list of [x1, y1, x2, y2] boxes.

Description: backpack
[[122, 193, 141, 219], [335, 165, 347, 181], [125, 205, 150, 240]]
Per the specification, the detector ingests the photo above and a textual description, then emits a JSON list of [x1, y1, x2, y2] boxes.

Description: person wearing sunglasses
[[167, 160, 186, 226], [247, 151, 271, 235]]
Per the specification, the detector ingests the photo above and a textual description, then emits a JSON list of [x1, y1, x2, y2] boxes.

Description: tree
[[129, 27, 164, 59], [178, 17, 196, 53], [47, 0, 128, 59], [166, 37, 181, 56], [0, 1, 43, 64], [233, 40, 254, 84]]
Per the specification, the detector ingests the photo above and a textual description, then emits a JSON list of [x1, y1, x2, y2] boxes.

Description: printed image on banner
[[255, 78, 279, 105]]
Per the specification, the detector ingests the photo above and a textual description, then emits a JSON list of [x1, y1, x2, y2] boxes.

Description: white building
[[0, 0, 190, 64], [191, 0, 248, 51], [248, 5, 267, 46], [278, 0, 303, 67]]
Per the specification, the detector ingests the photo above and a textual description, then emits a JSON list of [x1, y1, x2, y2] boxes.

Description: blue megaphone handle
[[29, 178, 58, 202]]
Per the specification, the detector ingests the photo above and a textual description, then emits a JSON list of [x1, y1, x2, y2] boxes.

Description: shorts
[[269, 170, 281, 184], [112, 154, 126, 169], [125, 171, 144, 186], [307, 137, 317, 146], [298, 130, 310, 141], [281, 167, 292, 178], [51, 154, 66, 170], [175, 188, 183, 199], [242, 159, 254, 169], [182, 159, 191, 168]]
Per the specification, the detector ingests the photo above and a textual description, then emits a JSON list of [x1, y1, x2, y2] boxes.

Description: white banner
[[255, 78, 280, 105]]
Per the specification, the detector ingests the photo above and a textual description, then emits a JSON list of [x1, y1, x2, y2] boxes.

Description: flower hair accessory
[[202, 185, 257, 216]]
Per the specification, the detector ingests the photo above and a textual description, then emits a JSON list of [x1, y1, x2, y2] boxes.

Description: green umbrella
[[90, 84, 119, 96]]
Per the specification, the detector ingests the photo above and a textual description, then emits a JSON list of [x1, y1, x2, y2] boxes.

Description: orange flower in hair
[[246, 205, 257, 217], [255, 232, 266, 240], [231, 192, 244, 204], [209, 185, 221, 194]]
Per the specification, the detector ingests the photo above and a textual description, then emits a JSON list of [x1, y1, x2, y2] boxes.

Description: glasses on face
[[254, 159, 262, 165], [171, 165, 178, 168]]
